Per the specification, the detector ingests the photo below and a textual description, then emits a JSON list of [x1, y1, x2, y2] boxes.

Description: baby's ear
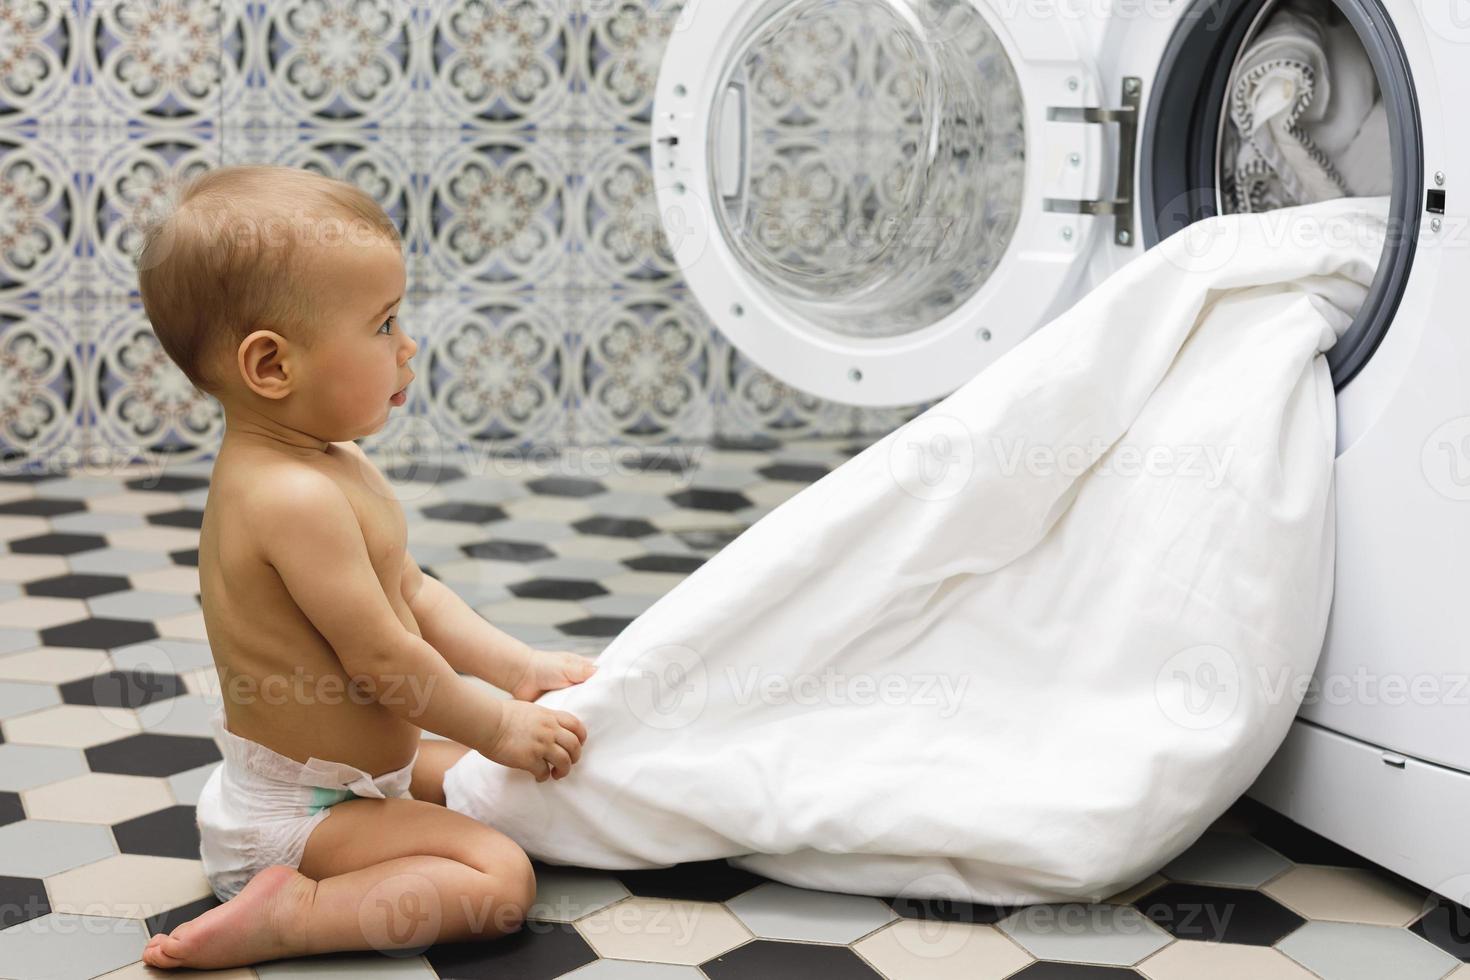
[[237, 329, 293, 399]]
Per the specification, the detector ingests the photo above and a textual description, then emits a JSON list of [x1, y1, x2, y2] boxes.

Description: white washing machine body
[[653, 0, 1470, 904]]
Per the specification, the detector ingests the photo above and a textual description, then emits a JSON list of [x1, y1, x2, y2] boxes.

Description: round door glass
[[709, 0, 1026, 338]]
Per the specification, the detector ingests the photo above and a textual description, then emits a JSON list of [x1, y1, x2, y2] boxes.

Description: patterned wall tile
[[575, 131, 681, 290], [0, 2, 74, 127], [0, 126, 85, 300], [581, 0, 686, 135], [418, 0, 586, 134], [402, 287, 575, 454], [567, 287, 714, 445], [220, 0, 421, 132], [418, 126, 580, 294], [75, 0, 224, 132], [0, 293, 87, 466], [82, 295, 223, 466]]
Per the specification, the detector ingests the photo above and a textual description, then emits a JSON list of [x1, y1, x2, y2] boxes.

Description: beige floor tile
[[107, 526, 200, 552], [0, 596, 90, 629], [155, 610, 210, 641], [97, 959, 257, 979], [47, 853, 213, 920], [87, 492, 186, 515], [743, 481, 805, 508], [0, 554, 69, 582], [0, 646, 112, 683], [501, 496, 596, 522], [575, 897, 752, 966], [550, 536, 646, 561], [24, 771, 174, 824], [1105, 873, 1169, 906], [0, 514, 51, 541], [4, 703, 140, 747], [853, 920, 1034, 980], [476, 599, 585, 625], [600, 473, 683, 495], [0, 484, 35, 505], [1138, 939, 1319, 979], [600, 572, 685, 596], [430, 559, 534, 586], [180, 665, 222, 697], [648, 509, 745, 532], [1262, 865, 1428, 926], [409, 520, 495, 546], [128, 566, 203, 594]]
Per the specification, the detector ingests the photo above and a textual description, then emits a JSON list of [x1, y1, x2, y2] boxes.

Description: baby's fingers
[[547, 743, 573, 779], [555, 710, 588, 744], [554, 725, 582, 766]]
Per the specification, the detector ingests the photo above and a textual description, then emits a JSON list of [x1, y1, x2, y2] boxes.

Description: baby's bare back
[[199, 439, 423, 776]]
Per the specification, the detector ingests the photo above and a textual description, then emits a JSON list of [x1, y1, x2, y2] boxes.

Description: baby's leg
[[142, 797, 535, 970]]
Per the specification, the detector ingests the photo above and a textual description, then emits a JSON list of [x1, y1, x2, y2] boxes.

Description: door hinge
[[1044, 76, 1141, 247]]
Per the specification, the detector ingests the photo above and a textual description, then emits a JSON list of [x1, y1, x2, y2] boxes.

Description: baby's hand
[[485, 700, 587, 781], [510, 648, 599, 702]]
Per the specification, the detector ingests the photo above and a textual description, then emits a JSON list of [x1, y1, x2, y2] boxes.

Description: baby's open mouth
[[390, 386, 408, 406]]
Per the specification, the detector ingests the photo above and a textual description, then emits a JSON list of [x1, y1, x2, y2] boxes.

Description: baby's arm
[[399, 557, 532, 691], [252, 470, 585, 780]]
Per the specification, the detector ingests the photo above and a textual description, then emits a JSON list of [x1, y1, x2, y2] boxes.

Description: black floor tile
[[421, 502, 507, 524], [462, 539, 557, 562], [9, 532, 108, 556], [0, 497, 87, 517], [170, 547, 199, 567], [24, 573, 132, 599], [85, 732, 221, 777], [702, 939, 880, 980], [613, 859, 768, 902], [1012, 964, 1144, 979], [1134, 882, 1305, 945], [147, 508, 205, 529], [40, 617, 159, 649], [525, 477, 606, 498], [759, 462, 830, 483], [557, 616, 632, 638], [426, 920, 596, 979], [1410, 893, 1470, 961], [59, 669, 186, 708], [145, 894, 221, 937], [571, 516, 659, 538], [673, 528, 743, 551], [0, 875, 49, 929], [711, 433, 780, 452], [125, 475, 209, 493], [114, 805, 203, 860], [0, 790, 23, 827], [507, 578, 608, 601], [885, 893, 1016, 924], [384, 462, 466, 484], [668, 488, 753, 512], [622, 553, 704, 573]]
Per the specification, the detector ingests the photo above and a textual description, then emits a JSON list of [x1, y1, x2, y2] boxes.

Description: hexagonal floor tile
[[1278, 919, 1461, 980], [46, 852, 212, 920], [1262, 865, 1428, 926], [421, 501, 508, 524], [3, 702, 140, 747], [23, 573, 132, 599], [613, 860, 768, 903], [462, 539, 558, 562], [0, 874, 50, 929], [1134, 882, 1305, 946], [0, 596, 92, 629], [88, 590, 200, 621], [0, 818, 116, 876], [576, 897, 751, 965], [528, 864, 631, 923], [702, 939, 881, 979], [85, 732, 221, 777], [1160, 831, 1293, 888], [113, 805, 203, 860], [23, 771, 174, 824], [0, 679, 62, 718], [0, 912, 150, 980], [853, 918, 1034, 980], [0, 647, 112, 684], [725, 882, 897, 944], [1137, 939, 1321, 979], [998, 903, 1172, 967], [8, 532, 109, 556], [426, 920, 596, 979], [40, 617, 160, 650]]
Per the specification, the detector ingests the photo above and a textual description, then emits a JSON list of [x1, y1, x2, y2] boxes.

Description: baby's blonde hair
[[135, 164, 403, 394]]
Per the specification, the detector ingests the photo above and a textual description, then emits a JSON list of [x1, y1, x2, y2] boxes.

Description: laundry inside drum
[[708, 0, 1026, 339], [1217, 0, 1393, 215]]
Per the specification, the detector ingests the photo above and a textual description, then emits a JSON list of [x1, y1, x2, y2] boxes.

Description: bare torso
[[198, 437, 422, 776]]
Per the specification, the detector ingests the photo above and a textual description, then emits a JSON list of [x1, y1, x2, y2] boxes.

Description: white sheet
[[442, 196, 1389, 906]]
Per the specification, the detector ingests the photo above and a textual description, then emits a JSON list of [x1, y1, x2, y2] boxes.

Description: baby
[[132, 165, 597, 969]]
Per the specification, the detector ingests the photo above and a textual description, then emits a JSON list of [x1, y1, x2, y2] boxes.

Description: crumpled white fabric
[[442, 196, 1389, 906], [1225, 0, 1389, 211]]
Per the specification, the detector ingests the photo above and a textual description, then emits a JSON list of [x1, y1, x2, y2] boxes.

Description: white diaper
[[194, 707, 419, 902]]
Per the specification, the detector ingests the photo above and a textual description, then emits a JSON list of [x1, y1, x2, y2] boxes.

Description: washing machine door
[[651, 0, 1132, 407]]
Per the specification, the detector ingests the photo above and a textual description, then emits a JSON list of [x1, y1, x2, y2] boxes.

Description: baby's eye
[[378, 316, 396, 335]]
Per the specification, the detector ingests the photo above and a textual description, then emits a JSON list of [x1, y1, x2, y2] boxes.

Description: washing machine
[[652, 0, 1470, 902]]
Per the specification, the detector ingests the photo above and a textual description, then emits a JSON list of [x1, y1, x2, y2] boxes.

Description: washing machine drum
[[650, 0, 1423, 406]]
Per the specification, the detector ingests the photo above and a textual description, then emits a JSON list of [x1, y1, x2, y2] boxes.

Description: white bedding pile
[[442, 196, 1389, 905]]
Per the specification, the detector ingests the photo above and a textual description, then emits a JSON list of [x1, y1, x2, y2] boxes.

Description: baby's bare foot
[[141, 865, 315, 970]]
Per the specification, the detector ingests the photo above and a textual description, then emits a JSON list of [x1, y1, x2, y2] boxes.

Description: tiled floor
[[0, 435, 1467, 980]]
